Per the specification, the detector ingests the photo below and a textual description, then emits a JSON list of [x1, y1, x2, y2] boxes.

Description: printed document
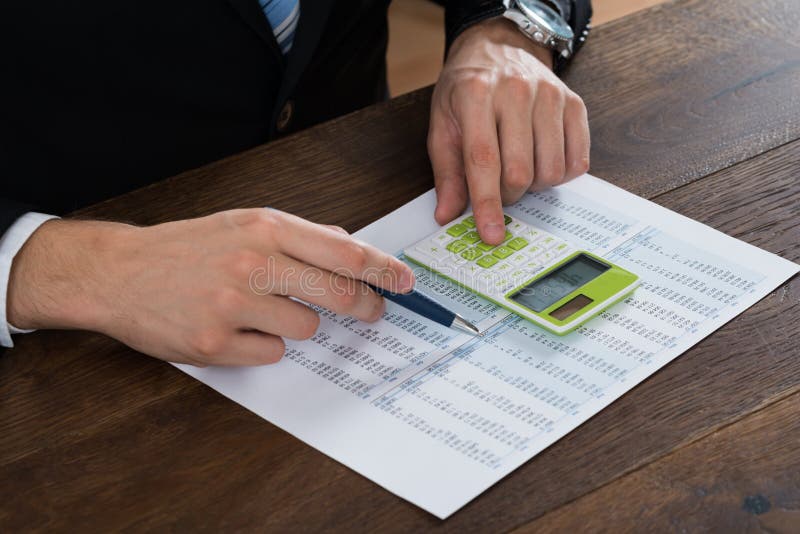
[[176, 175, 799, 518]]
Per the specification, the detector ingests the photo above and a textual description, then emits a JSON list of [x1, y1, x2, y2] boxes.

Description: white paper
[[176, 175, 799, 519]]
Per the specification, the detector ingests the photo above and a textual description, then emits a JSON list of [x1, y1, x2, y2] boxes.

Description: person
[[0, 0, 592, 365]]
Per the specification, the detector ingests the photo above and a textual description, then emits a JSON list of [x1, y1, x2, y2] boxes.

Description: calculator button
[[503, 230, 513, 242], [493, 279, 514, 294], [477, 255, 499, 268], [540, 251, 557, 263], [492, 246, 514, 259], [553, 243, 571, 256], [416, 241, 449, 260], [523, 258, 545, 270], [494, 262, 513, 273], [476, 241, 496, 252], [552, 246, 571, 260], [492, 265, 513, 289], [509, 270, 530, 288], [507, 220, 525, 234], [432, 233, 453, 246], [530, 230, 546, 241], [461, 247, 482, 261], [462, 216, 476, 228], [446, 223, 468, 237], [538, 235, 558, 249], [508, 253, 528, 266], [507, 237, 529, 251], [461, 231, 481, 244], [526, 245, 543, 257], [510, 224, 529, 237], [503, 214, 513, 225], [446, 240, 468, 254]]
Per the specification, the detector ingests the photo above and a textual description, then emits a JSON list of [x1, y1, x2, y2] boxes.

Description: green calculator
[[403, 213, 640, 335]]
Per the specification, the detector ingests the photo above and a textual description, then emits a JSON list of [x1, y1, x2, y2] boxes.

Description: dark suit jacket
[[0, 0, 591, 233]]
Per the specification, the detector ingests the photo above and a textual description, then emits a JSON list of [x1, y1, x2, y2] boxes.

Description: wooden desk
[[2, 0, 798, 530]]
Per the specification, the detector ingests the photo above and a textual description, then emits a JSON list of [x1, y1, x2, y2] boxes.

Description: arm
[[0, 196, 60, 347], [0, 212, 59, 347], [6, 210, 415, 365], [433, 1, 593, 244]]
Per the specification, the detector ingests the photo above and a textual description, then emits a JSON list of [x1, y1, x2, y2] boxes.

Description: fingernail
[[399, 267, 415, 292], [368, 296, 387, 322], [485, 223, 504, 242]]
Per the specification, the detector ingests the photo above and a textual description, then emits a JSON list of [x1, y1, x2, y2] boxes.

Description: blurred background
[[387, 0, 665, 96]]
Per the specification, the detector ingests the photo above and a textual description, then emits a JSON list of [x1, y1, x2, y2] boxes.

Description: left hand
[[428, 18, 590, 245]]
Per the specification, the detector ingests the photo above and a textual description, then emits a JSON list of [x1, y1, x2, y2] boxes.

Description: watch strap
[[554, 0, 592, 73]]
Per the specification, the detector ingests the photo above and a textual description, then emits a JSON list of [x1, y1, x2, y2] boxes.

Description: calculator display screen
[[509, 254, 609, 313]]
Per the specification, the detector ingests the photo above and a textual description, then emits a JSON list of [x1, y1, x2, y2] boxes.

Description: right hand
[[428, 18, 590, 245], [7, 209, 415, 366]]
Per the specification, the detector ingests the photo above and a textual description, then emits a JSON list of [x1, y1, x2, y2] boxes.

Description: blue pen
[[368, 284, 481, 336]]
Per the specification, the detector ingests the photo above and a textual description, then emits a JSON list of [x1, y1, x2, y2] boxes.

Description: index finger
[[263, 210, 415, 294], [458, 92, 505, 245]]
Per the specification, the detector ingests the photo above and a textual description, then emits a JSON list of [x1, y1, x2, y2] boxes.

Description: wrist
[[7, 219, 135, 333], [450, 17, 554, 70]]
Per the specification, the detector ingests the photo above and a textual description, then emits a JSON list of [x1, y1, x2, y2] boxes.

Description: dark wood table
[[2, 0, 799, 530]]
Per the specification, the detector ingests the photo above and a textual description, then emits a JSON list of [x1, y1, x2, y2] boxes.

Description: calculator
[[403, 213, 640, 335]]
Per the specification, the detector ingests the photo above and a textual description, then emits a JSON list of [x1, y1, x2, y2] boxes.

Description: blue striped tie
[[260, 0, 300, 55]]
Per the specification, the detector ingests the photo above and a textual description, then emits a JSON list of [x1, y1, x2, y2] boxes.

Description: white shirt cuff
[[1, 212, 60, 348]]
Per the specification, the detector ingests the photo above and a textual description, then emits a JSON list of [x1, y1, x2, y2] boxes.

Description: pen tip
[[452, 314, 481, 336]]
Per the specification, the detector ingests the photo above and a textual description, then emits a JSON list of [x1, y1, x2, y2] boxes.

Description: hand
[[7, 209, 415, 366], [428, 18, 590, 244]]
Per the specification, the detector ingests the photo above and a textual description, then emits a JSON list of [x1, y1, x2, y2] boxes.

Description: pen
[[368, 284, 481, 336]]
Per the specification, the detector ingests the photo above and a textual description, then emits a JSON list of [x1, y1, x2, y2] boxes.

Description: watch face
[[517, 0, 574, 40]]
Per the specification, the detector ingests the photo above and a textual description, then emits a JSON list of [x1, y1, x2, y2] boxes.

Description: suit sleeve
[[443, 0, 593, 73]]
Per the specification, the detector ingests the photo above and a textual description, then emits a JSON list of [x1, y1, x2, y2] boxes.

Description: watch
[[502, 0, 575, 59]]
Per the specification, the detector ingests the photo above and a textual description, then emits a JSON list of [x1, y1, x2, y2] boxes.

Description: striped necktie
[[260, 0, 300, 55]]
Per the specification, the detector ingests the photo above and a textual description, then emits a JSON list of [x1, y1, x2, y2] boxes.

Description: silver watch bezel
[[502, 0, 574, 59]]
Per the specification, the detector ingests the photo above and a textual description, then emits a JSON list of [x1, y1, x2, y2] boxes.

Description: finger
[[458, 88, 505, 244], [238, 293, 321, 341], [563, 93, 591, 181], [497, 102, 534, 204], [259, 211, 415, 293], [207, 331, 286, 366], [323, 224, 349, 235], [428, 114, 468, 225], [531, 84, 566, 192], [262, 253, 387, 323]]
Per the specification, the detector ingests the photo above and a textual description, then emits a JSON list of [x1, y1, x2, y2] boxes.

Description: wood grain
[[568, 0, 800, 198], [2, 0, 799, 531], [512, 391, 800, 532]]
